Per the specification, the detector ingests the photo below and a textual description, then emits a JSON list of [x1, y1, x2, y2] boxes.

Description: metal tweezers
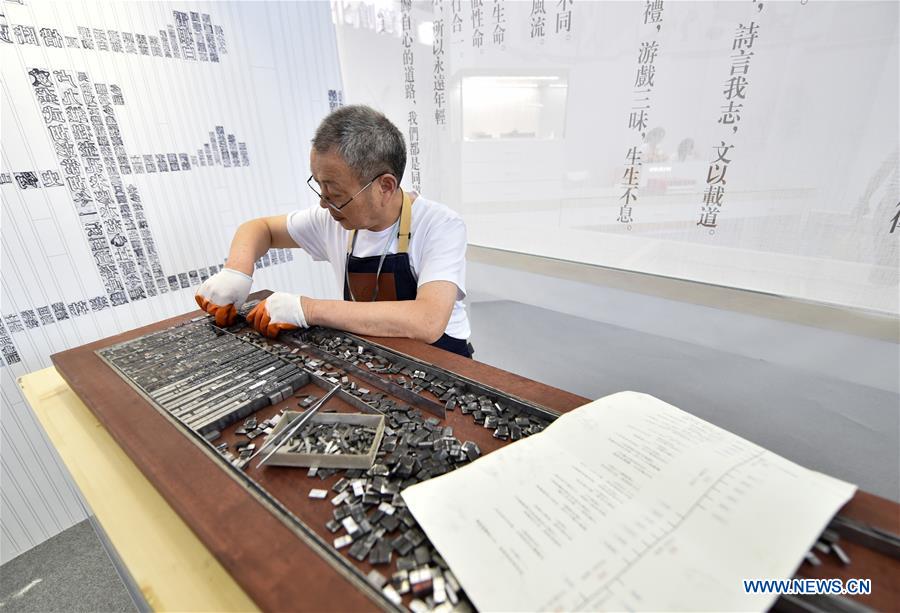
[[252, 384, 340, 468]]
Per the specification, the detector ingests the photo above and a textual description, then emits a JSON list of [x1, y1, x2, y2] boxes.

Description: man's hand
[[246, 291, 309, 338], [195, 268, 253, 326]]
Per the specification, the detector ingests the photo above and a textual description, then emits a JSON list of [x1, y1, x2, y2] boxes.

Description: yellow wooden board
[[18, 367, 258, 612]]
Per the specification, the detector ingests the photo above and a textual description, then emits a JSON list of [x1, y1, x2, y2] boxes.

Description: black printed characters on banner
[[401, 0, 421, 191], [618, 0, 665, 227], [52, 303, 70, 321], [93, 28, 109, 51], [401, 0, 416, 99], [14, 171, 39, 189], [699, 13, 763, 230], [89, 296, 110, 311], [14, 25, 38, 46], [0, 322, 22, 365], [227, 135, 238, 165], [68, 301, 89, 317], [190, 12, 207, 61], [37, 306, 55, 325], [29, 66, 160, 302], [40, 27, 63, 47], [40, 170, 63, 187], [328, 89, 345, 112], [556, 0, 572, 35], [174, 11, 195, 59], [408, 112, 421, 192], [471, 0, 484, 48], [719, 22, 759, 133], [6, 10, 227, 62], [149, 35, 162, 57], [492, 0, 506, 46], [452, 0, 464, 37], [9, 52, 286, 329], [698, 142, 734, 229], [136, 33, 149, 56], [4, 314, 24, 334], [0, 251, 284, 344], [433, 4, 446, 125]]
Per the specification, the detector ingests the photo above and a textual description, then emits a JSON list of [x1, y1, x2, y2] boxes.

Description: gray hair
[[312, 105, 406, 184]]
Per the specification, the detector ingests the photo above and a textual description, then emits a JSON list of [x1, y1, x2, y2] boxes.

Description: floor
[[468, 300, 899, 502], [1, 298, 896, 609], [0, 520, 135, 612]]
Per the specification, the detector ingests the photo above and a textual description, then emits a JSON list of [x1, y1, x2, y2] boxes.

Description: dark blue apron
[[343, 193, 473, 358]]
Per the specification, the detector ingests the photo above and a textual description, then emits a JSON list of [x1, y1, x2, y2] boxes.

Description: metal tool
[[253, 384, 340, 467], [829, 515, 900, 560]]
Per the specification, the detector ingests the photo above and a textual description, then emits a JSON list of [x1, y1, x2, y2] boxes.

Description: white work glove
[[246, 291, 308, 338], [195, 268, 253, 327]]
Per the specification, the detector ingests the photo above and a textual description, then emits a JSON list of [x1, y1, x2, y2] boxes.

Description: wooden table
[[20, 306, 899, 612]]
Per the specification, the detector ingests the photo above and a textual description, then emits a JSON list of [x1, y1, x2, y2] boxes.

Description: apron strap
[[346, 190, 414, 254], [397, 190, 413, 253]]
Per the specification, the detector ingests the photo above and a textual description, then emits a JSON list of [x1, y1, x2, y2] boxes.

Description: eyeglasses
[[306, 173, 389, 213]]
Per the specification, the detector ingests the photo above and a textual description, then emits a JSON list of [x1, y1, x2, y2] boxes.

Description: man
[[195, 105, 473, 357]]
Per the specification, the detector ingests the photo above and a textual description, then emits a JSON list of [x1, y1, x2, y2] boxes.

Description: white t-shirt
[[285, 194, 471, 340]]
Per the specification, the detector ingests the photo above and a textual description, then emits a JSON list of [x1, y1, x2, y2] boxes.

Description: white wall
[[332, 0, 899, 314], [0, 0, 342, 563]]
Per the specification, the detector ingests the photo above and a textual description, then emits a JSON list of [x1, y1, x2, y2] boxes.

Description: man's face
[[309, 148, 380, 230]]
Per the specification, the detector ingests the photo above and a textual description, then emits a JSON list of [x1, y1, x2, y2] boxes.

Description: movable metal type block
[[380, 514, 401, 533], [462, 441, 481, 462], [382, 584, 402, 605], [410, 568, 433, 597], [366, 569, 387, 588], [409, 599, 429, 613], [333, 506, 350, 521], [348, 536, 375, 561], [368, 540, 392, 566], [409, 530, 427, 547], [357, 518, 373, 536], [413, 545, 431, 566], [341, 516, 359, 537], [392, 535, 414, 556], [433, 574, 446, 604]]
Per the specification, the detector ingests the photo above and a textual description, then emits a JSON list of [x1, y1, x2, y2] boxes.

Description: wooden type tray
[[50, 295, 900, 611], [49, 295, 585, 611]]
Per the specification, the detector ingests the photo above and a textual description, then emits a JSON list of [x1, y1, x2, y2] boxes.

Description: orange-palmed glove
[[246, 291, 308, 338], [195, 268, 253, 326]]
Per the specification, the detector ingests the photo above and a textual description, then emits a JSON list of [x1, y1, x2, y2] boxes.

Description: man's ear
[[378, 174, 398, 199]]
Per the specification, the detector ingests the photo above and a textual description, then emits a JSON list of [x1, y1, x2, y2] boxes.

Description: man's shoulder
[[288, 205, 345, 235], [286, 206, 347, 258]]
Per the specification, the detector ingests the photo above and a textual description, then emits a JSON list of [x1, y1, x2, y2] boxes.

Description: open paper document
[[402, 392, 856, 612]]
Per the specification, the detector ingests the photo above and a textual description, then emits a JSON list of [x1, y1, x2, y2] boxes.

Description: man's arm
[[224, 214, 297, 274], [301, 280, 457, 343], [196, 214, 299, 325]]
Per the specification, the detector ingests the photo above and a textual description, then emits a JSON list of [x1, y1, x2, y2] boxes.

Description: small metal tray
[[264, 411, 385, 470]]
